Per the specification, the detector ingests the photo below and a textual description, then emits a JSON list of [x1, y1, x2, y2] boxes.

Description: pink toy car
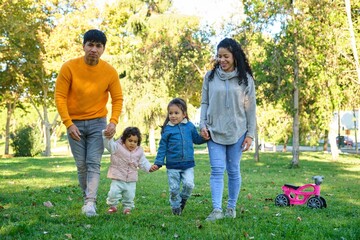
[[275, 176, 327, 209]]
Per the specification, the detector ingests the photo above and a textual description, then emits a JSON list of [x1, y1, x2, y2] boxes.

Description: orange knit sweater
[[55, 57, 123, 128]]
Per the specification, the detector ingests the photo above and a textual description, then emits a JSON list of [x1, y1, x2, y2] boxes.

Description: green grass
[[1, 152, 359, 240]]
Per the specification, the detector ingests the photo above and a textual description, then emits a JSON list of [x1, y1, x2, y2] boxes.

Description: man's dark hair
[[83, 29, 107, 46]]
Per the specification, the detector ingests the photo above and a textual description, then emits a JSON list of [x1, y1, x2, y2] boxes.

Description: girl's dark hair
[[161, 98, 189, 134], [209, 38, 253, 86], [120, 127, 142, 146], [83, 29, 107, 46]]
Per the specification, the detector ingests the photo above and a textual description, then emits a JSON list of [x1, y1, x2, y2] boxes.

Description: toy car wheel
[[275, 194, 290, 207], [307, 197, 323, 209], [319, 197, 327, 208]]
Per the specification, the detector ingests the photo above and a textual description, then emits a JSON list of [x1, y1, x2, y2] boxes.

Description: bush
[[11, 125, 42, 157]]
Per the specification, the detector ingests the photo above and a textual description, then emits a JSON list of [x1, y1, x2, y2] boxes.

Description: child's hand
[[149, 165, 159, 172]]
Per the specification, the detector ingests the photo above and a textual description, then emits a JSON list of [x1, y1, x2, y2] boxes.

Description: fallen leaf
[[195, 220, 202, 229], [247, 193, 253, 200], [297, 216, 302, 221], [191, 193, 202, 197], [65, 234, 72, 239], [43, 201, 53, 208]]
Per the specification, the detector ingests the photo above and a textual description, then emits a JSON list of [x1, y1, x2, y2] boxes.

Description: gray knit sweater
[[200, 68, 256, 145]]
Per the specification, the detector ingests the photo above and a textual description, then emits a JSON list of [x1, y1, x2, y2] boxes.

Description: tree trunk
[[254, 121, 259, 162], [323, 129, 329, 152], [149, 126, 156, 154], [329, 112, 339, 160], [353, 109, 358, 154], [345, 0, 360, 84], [290, 1, 300, 168], [4, 101, 15, 155], [43, 104, 51, 156]]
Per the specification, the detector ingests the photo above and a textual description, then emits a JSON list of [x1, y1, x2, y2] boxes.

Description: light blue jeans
[[207, 134, 245, 210], [167, 168, 194, 209], [67, 118, 106, 204]]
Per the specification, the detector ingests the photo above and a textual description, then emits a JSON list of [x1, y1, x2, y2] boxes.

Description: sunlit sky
[[171, 0, 243, 24], [96, 0, 242, 26]]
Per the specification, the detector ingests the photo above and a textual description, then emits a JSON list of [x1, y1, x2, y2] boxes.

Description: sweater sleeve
[[200, 73, 210, 130], [108, 73, 123, 125], [102, 130, 120, 154], [139, 153, 151, 173], [55, 63, 73, 128], [244, 74, 257, 139]]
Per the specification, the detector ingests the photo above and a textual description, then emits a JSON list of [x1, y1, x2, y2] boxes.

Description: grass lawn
[[1, 151, 359, 239]]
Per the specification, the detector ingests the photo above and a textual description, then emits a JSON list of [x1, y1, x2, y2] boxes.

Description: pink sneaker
[[123, 208, 131, 215], [107, 206, 118, 214]]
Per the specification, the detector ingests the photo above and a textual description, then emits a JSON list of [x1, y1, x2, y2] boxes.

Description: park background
[[1, 0, 360, 165], [1, 1, 360, 239]]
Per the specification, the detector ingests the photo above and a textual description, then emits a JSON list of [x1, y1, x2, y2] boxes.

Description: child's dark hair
[[161, 98, 189, 133], [83, 29, 107, 46], [120, 127, 142, 146], [209, 38, 253, 86]]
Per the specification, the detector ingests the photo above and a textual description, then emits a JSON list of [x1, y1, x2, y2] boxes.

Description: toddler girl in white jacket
[[103, 127, 156, 214]]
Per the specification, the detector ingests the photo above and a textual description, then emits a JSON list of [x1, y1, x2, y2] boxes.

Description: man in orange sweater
[[55, 29, 123, 217]]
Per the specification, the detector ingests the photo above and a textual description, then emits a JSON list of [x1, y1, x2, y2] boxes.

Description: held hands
[[103, 122, 116, 139], [242, 137, 253, 152], [200, 128, 211, 140], [149, 165, 159, 172]]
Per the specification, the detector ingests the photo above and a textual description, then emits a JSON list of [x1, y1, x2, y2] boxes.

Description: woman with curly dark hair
[[200, 38, 257, 221]]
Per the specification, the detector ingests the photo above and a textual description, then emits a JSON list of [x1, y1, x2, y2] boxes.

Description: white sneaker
[[82, 202, 97, 217], [205, 209, 224, 221], [224, 208, 236, 218]]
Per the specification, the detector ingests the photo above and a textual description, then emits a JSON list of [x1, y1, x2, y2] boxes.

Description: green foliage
[[0, 152, 359, 239], [10, 125, 42, 157]]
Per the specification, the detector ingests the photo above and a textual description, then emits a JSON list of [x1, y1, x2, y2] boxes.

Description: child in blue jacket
[[151, 98, 207, 215]]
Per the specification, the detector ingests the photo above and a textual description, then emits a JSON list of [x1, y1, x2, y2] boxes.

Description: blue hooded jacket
[[154, 119, 206, 169]]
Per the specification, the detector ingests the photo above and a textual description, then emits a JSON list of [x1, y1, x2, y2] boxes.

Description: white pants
[[106, 179, 136, 209]]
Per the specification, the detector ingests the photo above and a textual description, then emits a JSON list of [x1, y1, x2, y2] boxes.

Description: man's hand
[[104, 122, 116, 138], [68, 124, 81, 141]]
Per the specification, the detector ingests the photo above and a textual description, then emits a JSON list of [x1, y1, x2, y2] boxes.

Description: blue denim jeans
[[167, 168, 194, 209], [67, 118, 106, 204], [207, 133, 245, 210]]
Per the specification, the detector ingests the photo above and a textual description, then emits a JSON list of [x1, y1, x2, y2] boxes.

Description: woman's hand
[[200, 127, 210, 140], [242, 137, 253, 152]]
